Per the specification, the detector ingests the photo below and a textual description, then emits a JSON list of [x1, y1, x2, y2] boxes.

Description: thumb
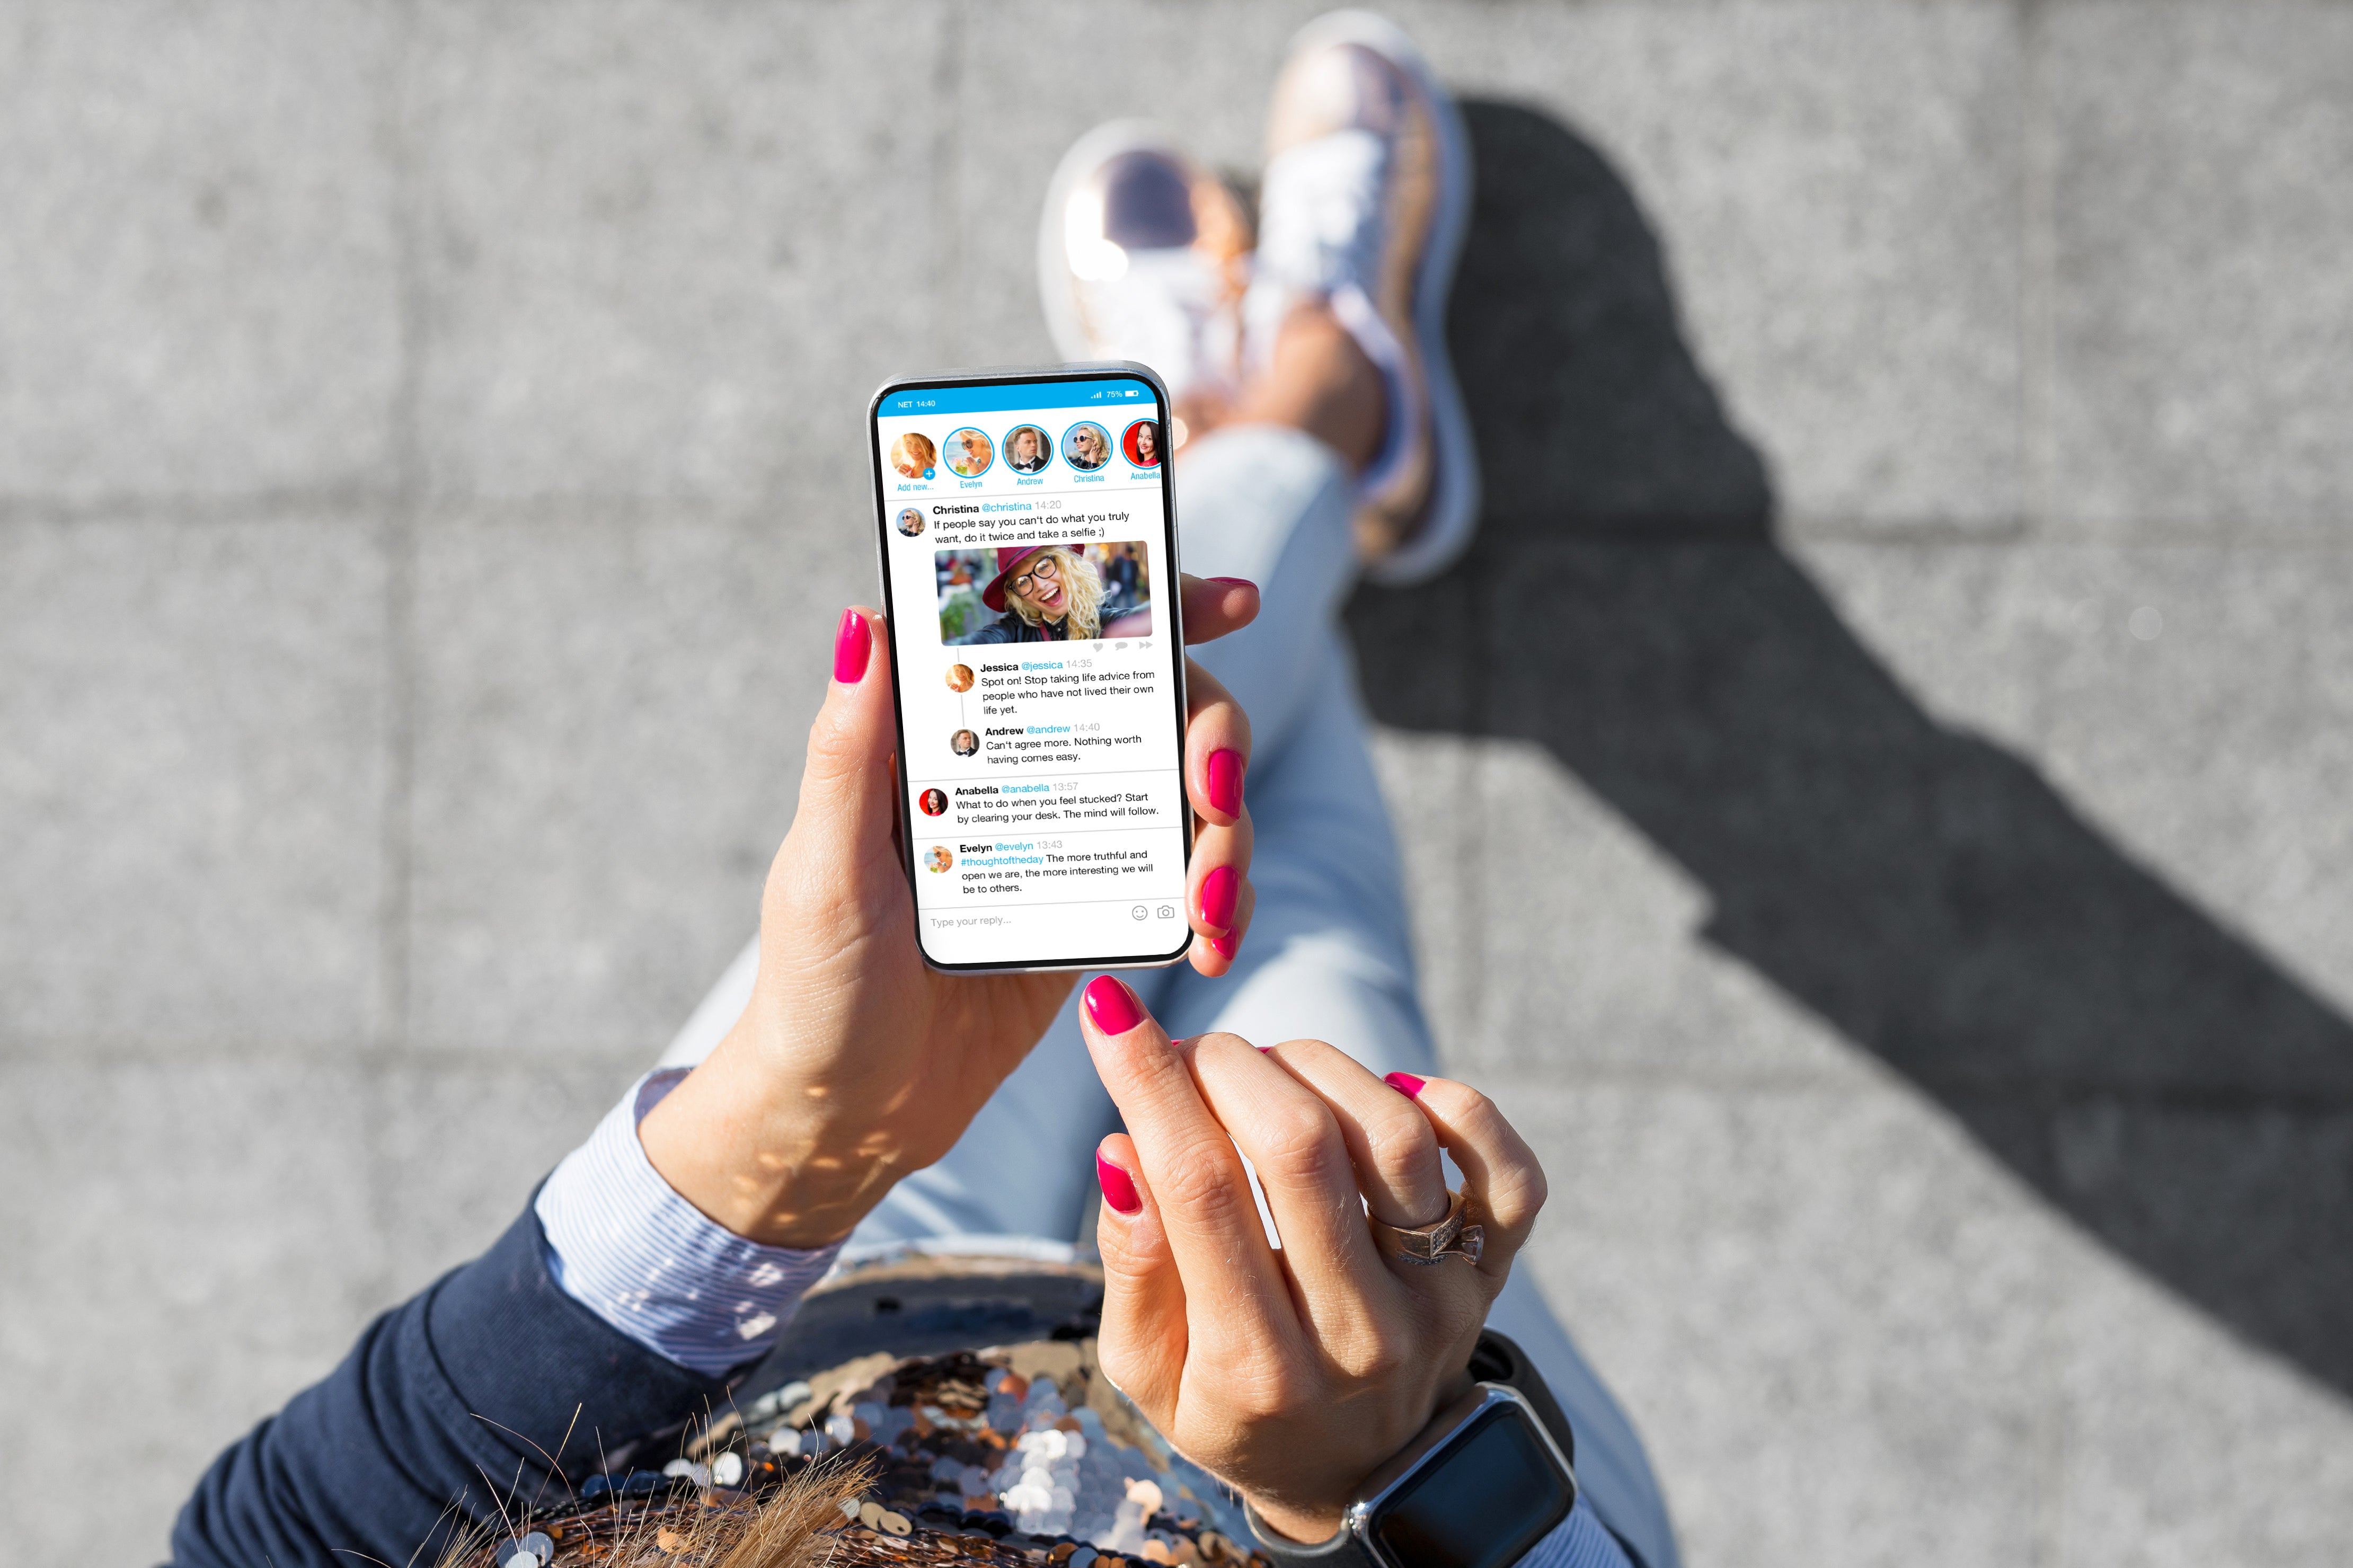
[[791, 607, 900, 867], [1092, 1131, 1187, 1416]]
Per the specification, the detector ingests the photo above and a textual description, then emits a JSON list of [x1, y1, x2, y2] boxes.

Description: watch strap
[[1245, 1331, 1578, 1568], [1244, 1499, 1382, 1568], [1465, 1328, 1575, 1468]]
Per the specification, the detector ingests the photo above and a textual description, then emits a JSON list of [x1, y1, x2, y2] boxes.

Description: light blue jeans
[[664, 425, 1678, 1568]]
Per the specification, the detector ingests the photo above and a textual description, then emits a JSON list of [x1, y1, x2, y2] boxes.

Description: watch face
[[1372, 1404, 1574, 1568]]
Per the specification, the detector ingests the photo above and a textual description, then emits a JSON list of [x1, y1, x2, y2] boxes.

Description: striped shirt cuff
[[535, 1068, 843, 1377], [1519, 1497, 1638, 1568]]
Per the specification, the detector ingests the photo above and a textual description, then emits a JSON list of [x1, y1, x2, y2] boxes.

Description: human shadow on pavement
[[1347, 101, 2353, 1395]]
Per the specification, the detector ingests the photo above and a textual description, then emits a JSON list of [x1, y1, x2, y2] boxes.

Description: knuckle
[[768, 848, 860, 930], [1094, 1230, 1154, 1288], [1518, 1161, 1550, 1217], [1455, 1084, 1503, 1125], [1482, 1145, 1549, 1225], [1437, 1281, 1493, 1341], [803, 702, 862, 766], [1155, 1139, 1246, 1219], [1222, 1360, 1309, 1423], [1338, 1323, 1412, 1385], [1257, 1101, 1343, 1181], [1363, 1099, 1440, 1174], [1095, 1339, 1148, 1403]]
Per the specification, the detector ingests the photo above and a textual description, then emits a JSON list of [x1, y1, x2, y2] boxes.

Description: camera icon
[[1156, 906, 1175, 920]]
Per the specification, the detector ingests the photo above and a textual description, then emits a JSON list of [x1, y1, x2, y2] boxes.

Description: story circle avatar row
[[888, 417, 1164, 482]]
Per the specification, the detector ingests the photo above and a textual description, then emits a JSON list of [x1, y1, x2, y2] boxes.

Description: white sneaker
[[1037, 122, 1252, 417], [1247, 11, 1478, 584]]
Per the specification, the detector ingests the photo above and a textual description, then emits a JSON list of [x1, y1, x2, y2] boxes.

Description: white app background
[[877, 388, 1187, 968]]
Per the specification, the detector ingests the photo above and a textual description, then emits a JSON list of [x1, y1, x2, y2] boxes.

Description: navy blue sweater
[[169, 1204, 737, 1568]]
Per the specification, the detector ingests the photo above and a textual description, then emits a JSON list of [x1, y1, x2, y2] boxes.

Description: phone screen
[[870, 370, 1190, 971]]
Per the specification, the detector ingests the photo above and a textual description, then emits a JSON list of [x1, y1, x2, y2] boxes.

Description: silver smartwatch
[[1245, 1332, 1579, 1568]]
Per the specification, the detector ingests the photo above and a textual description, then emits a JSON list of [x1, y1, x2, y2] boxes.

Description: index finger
[[1180, 574, 1260, 645], [1181, 661, 1252, 827], [1077, 977, 1297, 1342]]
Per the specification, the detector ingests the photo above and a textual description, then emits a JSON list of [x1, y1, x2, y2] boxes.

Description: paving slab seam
[[0, 1034, 658, 1073], [374, 1040, 670, 1069], [375, 0, 428, 1061], [930, 0, 968, 366], [0, 490, 408, 526], [1484, 517, 2353, 548], [358, 0, 430, 1331], [408, 492, 800, 528], [1440, 1057, 1903, 1095], [2021, 0, 2058, 547], [2015, 518, 2353, 548], [1775, 511, 2039, 544], [1913, 1079, 2353, 1116], [1779, 513, 2353, 547]]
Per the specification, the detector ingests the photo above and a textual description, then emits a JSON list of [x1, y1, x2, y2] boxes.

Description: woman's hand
[[637, 576, 1260, 1249], [1078, 977, 1548, 1544]]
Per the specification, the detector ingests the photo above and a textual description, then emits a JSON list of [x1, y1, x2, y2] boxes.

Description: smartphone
[[868, 363, 1190, 973]]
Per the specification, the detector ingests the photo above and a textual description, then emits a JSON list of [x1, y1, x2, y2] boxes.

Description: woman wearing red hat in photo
[[962, 543, 1104, 643]]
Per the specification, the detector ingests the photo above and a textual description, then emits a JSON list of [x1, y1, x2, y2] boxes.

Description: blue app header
[[879, 377, 1160, 418]]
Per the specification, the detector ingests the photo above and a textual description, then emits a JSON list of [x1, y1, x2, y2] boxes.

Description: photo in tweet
[[934, 541, 1153, 646]]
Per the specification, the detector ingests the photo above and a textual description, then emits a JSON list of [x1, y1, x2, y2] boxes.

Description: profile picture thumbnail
[[944, 428, 994, 477], [950, 728, 979, 757], [925, 845, 953, 872], [933, 541, 1154, 645], [944, 663, 975, 692], [1062, 421, 1111, 471], [1005, 424, 1052, 474], [890, 432, 937, 480], [1122, 419, 1162, 468], [896, 507, 926, 537], [918, 787, 948, 817]]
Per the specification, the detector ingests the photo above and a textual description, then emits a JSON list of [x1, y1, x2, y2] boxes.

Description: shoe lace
[[1253, 128, 1391, 297], [1075, 249, 1238, 400]]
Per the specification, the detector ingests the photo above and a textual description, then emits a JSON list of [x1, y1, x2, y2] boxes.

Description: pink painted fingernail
[[1385, 1071, 1426, 1099], [1083, 975, 1147, 1035], [1096, 1151, 1142, 1215], [1210, 933, 1237, 960], [1206, 749, 1244, 816], [1210, 575, 1257, 589], [1199, 866, 1238, 931], [831, 608, 869, 684]]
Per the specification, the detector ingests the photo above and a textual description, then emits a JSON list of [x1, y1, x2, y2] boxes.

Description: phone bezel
[[866, 361, 1192, 976]]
